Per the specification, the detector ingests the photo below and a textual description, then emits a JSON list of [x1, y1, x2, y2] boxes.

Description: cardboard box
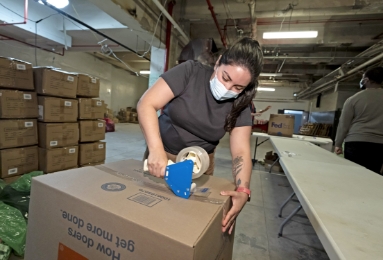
[[78, 99, 105, 119], [0, 57, 34, 90], [38, 96, 78, 122], [79, 120, 105, 142], [25, 159, 235, 260], [264, 159, 284, 173], [79, 142, 106, 166], [268, 114, 295, 137], [39, 146, 78, 173], [34, 67, 78, 98], [0, 90, 38, 118], [77, 74, 100, 98], [38, 122, 79, 148], [0, 146, 38, 178], [0, 119, 38, 149], [1, 175, 22, 184]]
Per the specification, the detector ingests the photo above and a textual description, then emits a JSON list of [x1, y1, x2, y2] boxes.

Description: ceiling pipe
[[0, 0, 28, 26], [151, 0, 189, 44], [206, 0, 227, 48], [38, 0, 150, 61], [165, 1, 175, 72], [298, 52, 383, 99], [0, 33, 65, 56], [263, 56, 367, 60]]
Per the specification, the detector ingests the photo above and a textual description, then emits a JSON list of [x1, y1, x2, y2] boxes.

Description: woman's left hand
[[220, 190, 249, 234]]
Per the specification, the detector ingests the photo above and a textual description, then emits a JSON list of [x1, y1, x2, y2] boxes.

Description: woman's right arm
[[137, 78, 175, 178]]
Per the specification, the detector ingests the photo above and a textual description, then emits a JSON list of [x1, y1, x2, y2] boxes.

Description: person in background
[[250, 101, 271, 125], [334, 67, 383, 174], [137, 37, 263, 234]]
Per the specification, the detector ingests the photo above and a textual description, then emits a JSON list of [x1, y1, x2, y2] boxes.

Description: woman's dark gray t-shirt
[[159, 60, 252, 155]]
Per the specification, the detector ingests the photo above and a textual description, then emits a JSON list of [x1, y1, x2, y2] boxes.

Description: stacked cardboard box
[[76, 74, 106, 167], [117, 107, 138, 123], [34, 67, 79, 173], [0, 57, 39, 181]]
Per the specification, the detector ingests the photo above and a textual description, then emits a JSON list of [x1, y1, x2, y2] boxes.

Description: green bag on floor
[[0, 243, 11, 260], [0, 171, 43, 257], [0, 171, 43, 219], [0, 180, 6, 193], [0, 202, 26, 257]]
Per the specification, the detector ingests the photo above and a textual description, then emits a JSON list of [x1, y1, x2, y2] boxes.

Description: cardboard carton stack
[[0, 57, 39, 182], [76, 74, 106, 167], [33, 67, 80, 173], [117, 107, 138, 123]]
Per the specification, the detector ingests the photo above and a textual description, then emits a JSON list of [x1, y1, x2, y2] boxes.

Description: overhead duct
[[178, 38, 218, 67]]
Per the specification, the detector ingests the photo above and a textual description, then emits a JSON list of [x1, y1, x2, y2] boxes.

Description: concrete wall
[[336, 90, 358, 110], [308, 92, 338, 113], [254, 86, 309, 120], [0, 41, 148, 114]]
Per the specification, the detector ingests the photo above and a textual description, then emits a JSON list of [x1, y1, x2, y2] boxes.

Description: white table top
[[280, 157, 383, 260], [252, 132, 332, 145], [270, 137, 360, 167]]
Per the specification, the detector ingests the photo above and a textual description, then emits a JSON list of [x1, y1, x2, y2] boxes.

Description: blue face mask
[[209, 72, 239, 101]]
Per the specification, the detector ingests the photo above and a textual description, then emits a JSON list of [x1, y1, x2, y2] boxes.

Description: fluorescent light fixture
[[38, 0, 69, 9], [257, 87, 275, 92], [260, 73, 282, 77], [139, 70, 150, 75], [263, 31, 318, 39]]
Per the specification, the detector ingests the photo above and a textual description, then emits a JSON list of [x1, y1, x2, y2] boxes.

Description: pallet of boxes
[[0, 57, 39, 183], [77, 74, 106, 167], [34, 68, 106, 172]]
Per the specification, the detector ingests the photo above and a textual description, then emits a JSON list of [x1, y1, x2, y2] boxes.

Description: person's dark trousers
[[344, 142, 383, 174]]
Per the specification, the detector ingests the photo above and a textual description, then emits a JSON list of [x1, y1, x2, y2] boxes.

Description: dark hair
[[365, 67, 383, 84], [218, 37, 263, 132]]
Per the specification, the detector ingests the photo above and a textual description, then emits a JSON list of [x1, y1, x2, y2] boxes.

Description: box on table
[[0, 146, 38, 178], [0, 90, 38, 118], [25, 159, 235, 260], [79, 120, 105, 142], [78, 99, 105, 119], [38, 96, 78, 122], [33, 67, 78, 98], [38, 122, 79, 149], [0, 119, 38, 149], [267, 114, 295, 138], [77, 74, 100, 98], [39, 146, 78, 173], [0, 57, 34, 90], [79, 141, 106, 166]]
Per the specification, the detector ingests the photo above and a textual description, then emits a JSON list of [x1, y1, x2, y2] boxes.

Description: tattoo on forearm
[[237, 178, 241, 187], [232, 156, 243, 181]]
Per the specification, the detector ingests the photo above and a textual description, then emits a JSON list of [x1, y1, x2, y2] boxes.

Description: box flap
[[33, 159, 233, 247]]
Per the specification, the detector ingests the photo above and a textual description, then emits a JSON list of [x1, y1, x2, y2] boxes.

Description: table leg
[[278, 204, 302, 238], [269, 157, 280, 173], [252, 137, 259, 166], [278, 192, 295, 218]]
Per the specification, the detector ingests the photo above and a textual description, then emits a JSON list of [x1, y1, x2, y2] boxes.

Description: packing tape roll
[[176, 146, 210, 179]]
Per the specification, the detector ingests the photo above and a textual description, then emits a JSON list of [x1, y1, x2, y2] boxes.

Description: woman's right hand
[[147, 149, 168, 178]]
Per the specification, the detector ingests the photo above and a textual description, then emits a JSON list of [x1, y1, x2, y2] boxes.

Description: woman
[[137, 37, 263, 234]]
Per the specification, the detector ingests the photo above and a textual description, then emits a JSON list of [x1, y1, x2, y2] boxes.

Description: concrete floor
[[104, 123, 330, 260]]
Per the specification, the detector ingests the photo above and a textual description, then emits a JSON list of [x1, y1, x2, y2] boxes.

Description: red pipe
[[0, 0, 28, 26], [0, 34, 65, 56], [206, 0, 227, 48], [165, 1, 175, 72]]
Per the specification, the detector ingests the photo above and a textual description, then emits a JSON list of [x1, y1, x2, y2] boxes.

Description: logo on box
[[271, 122, 290, 129], [101, 182, 126, 192]]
